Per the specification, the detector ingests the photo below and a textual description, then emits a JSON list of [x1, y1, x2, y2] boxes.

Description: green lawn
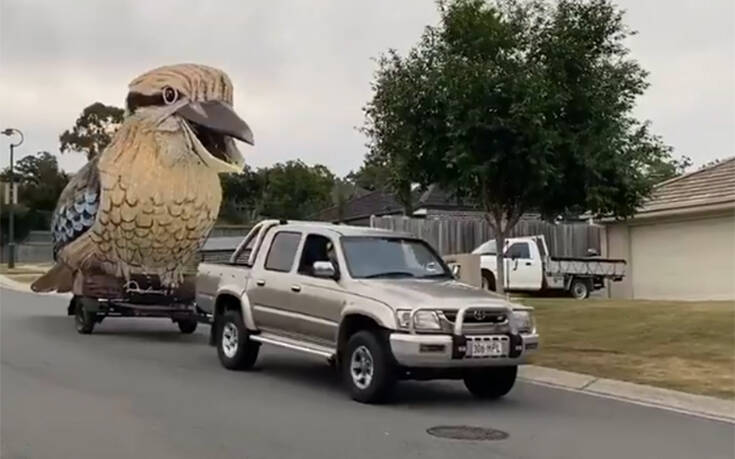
[[520, 298, 735, 399]]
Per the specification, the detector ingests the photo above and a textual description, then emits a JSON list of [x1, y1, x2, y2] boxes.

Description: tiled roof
[[638, 157, 735, 216], [417, 184, 476, 210], [313, 190, 404, 222]]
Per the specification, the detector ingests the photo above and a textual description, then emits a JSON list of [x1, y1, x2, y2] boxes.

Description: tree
[[363, 0, 681, 293], [218, 166, 266, 224], [260, 161, 336, 220], [1, 151, 69, 211], [59, 102, 125, 160]]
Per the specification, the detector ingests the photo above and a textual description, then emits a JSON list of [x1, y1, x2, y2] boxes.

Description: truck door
[[504, 241, 543, 290], [249, 230, 303, 335], [292, 233, 344, 344]]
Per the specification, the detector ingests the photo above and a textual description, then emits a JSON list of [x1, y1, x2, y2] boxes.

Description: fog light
[[419, 344, 446, 353]]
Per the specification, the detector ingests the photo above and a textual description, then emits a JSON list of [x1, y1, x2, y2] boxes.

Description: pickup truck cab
[[472, 235, 626, 299], [197, 220, 538, 403]]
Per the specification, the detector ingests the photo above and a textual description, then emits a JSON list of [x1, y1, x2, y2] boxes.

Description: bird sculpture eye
[[162, 86, 178, 105]]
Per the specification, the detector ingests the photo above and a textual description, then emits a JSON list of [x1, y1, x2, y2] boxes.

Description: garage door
[[630, 215, 735, 300]]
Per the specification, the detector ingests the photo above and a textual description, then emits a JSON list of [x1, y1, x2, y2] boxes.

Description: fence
[[370, 215, 602, 257]]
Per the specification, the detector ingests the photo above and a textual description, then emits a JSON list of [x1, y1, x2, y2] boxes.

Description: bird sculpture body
[[32, 64, 253, 294]]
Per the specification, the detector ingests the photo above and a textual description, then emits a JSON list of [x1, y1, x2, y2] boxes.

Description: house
[[604, 157, 735, 300], [312, 185, 490, 225]]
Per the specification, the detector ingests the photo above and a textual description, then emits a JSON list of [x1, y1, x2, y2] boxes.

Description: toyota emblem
[[473, 310, 486, 321]]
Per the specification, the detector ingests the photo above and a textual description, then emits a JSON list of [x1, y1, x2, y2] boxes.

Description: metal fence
[[370, 215, 602, 257]]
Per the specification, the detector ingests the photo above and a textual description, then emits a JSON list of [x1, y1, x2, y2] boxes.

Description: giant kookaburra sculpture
[[32, 64, 253, 293]]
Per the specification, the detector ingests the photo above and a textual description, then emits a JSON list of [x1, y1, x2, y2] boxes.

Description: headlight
[[414, 311, 441, 330], [512, 310, 535, 334], [395, 309, 442, 330]]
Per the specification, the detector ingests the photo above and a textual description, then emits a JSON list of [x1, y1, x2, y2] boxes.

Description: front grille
[[442, 310, 507, 324], [440, 309, 509, 335]]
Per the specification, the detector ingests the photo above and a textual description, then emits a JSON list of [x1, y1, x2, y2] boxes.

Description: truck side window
[[265, 231, 302, 272], [298, 234, 338, 276], [506, 242, 530, 259]]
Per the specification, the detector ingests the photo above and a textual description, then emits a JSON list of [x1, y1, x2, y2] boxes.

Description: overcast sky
[[1, 0, 733, 176]]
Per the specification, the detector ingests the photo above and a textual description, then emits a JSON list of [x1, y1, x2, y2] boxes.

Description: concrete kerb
[[1, 273, 732, 424], [519, 365, 735, 424]]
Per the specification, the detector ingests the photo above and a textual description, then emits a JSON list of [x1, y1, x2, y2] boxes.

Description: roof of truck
[[274, 220, 413, 238]]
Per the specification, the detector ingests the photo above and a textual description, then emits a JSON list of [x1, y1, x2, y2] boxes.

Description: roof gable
[[638, 157, 735, 216]]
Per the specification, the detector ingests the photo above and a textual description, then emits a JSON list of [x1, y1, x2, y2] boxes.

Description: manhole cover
[[427, 425, 509, 441]]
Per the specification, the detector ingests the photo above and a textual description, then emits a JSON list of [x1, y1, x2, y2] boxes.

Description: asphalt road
[[1, 287, 733, 459]]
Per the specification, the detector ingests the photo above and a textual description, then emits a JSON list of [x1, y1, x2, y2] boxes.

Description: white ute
[[472, 235, 626, 299]]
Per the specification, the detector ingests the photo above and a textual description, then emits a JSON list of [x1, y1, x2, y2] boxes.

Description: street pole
[[2, 128, 24, 269]]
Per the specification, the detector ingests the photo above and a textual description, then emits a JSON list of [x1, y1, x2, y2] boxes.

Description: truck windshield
[[341, 237, 450, 279]]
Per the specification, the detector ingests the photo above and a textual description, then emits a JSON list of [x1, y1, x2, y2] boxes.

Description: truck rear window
[[265, 232, 301, 272]]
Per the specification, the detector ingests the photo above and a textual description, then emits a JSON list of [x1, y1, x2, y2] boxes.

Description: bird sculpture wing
[[50, 156, 100, 260]]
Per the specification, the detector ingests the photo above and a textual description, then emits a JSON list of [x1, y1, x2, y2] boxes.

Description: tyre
[[216, 310, 259, 370], [463, 366, 517, 399], [481, 270, 496, 292], [74, 297, 97, 335], [177, 319, 198, 334], [342, 331, 396, 404], [570, 278, 590, 299]]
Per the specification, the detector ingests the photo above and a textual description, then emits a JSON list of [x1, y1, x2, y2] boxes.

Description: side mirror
[[313, 261, 338, 280]]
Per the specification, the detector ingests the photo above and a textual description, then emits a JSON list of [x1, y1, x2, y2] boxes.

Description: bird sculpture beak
[[176, 100, 253, 173], [177, 100, 254, 145]]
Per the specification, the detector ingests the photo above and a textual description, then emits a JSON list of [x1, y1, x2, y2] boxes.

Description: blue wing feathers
[[51, 157, 101, 259]]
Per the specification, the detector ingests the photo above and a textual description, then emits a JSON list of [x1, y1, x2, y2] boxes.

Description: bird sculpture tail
[[31, 263, 74, 293]]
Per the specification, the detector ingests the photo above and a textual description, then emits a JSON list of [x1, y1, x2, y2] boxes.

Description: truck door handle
[[291, 285, 301, 293], [525, 262, 532, 266], [256, 280, 265, 287]]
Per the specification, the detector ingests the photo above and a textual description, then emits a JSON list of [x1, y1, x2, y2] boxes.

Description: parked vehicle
[[472, 235, 626, 299], [196, 220, 539, 403]]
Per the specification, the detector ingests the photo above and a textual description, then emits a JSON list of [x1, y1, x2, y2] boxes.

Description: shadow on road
[[19, 314, 209, 345]]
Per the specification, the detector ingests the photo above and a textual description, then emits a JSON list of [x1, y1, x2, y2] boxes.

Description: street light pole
[[1, 128, 24, 268]]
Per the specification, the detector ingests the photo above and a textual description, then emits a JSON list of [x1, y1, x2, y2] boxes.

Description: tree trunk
[[495, 231, 506, 294]]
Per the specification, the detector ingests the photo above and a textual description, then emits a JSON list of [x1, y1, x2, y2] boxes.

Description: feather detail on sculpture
[[31, 64, 254, 294]]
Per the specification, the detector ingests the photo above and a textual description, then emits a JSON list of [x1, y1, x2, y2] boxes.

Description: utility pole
[[1, 128, 24, 268]]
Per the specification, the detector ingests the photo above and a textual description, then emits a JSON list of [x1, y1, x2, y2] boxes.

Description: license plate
[[467, 338, 505, 357]]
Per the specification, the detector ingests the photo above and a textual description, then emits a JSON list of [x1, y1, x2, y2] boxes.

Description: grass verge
[[521, 298, 735, 399]]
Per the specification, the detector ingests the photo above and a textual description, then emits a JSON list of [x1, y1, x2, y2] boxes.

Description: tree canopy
[[363, 0, 685, 292], [218, 161, 336, 223], [59, 102, 125, 160], [1, 151, 69, 211]]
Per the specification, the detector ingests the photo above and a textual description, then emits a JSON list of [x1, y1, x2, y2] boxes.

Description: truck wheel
[[463, 366, 517, 399], [74, 297, 97, 335], [217, 310, 259, 370], [570, 278, 590, 299], [343, 331, 396, 404], [177, 319, 198, 334], [481, 271, 496, 292]]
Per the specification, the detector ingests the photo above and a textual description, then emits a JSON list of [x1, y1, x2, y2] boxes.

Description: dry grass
[[521, 298, 735, 399]]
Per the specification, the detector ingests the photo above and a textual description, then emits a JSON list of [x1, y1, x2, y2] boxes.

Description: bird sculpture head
[[125, 63, 252, 173]]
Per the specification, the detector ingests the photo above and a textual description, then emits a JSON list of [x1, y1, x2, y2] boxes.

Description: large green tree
[[364, 0, 684, 292], [1, 151, 69, 211], [59, 102, 124, 160], [260, 161, 336, 220], [218, 161, 336, 223]]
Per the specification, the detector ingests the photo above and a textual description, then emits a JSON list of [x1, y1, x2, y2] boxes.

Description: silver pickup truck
[[197, 220, 539, 403]]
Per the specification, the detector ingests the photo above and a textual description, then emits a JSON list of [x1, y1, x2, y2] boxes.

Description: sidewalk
[[518, 365, 734, 424], [1, 272, 733, 424]]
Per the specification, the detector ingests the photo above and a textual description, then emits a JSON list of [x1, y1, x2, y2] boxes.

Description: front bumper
[[390, 332, 539, 368]]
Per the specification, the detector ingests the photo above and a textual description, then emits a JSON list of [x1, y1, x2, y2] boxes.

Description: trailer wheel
[[74, 297, 97, 334], [570, 278, 590, 300], [177, 319, 198, 334]]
